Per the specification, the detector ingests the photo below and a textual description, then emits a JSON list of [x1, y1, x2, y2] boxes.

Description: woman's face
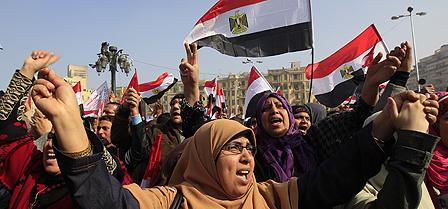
[[438, 111, 448, 147], [216, 136, 255, 198], [261, 97, 290, 137], [43, 139, 61, 175]]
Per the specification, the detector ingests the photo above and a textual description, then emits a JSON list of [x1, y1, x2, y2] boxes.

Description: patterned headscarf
[[255, 93, 317, 182]]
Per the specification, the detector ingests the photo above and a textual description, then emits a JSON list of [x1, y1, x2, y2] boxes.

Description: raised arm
[[32, 68, 139, 208], [299, 91, 439, 209], [0, 50, 59, 142], [374, 42, 413, 113], [179, 43, 208, 138], [306, 46, 403, 161]]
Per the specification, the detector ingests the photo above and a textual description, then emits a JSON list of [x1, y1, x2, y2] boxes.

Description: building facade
[[64, 64, 91, 102], [265, 62, 311, 106], [153, 61, 311, 117], [408, 44, 448, 91]]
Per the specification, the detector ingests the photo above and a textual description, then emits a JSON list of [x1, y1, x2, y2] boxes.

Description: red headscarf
[[427, 92, 448, 192]]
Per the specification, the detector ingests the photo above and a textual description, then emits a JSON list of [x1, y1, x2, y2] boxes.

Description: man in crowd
[[103, 102, 120, 116], [97, 115, 117, 156], [111, 87, 185, 184]]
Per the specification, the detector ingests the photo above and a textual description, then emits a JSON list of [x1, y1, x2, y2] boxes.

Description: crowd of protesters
[[0, 41, 447, 209]]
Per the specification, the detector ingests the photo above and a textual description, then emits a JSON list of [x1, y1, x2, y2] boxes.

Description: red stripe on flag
[[139, 72, 169, 91], [120, 71, 139, 104], [73, 81, 81, 93], [196, 0, 267, 25], [305, 24, 382, 79], [204, 79, 217, 88], [247, 66, 261, 88]]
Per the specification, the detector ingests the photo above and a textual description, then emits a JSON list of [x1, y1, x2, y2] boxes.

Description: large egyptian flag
[[305, 24, 388, 108], [139, 72, 177, 104], [243, 66, 273, 118], [184, 0, 312, 57]]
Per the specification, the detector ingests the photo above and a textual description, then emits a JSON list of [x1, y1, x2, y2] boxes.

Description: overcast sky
[[1, 0, 447, 90]]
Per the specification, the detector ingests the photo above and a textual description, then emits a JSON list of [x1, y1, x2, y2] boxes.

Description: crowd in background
[[0, 41, 447, 209]]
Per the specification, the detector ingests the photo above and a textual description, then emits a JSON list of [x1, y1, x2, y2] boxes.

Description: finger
[[388, 97, 399, 119], [424, 106, 438, 117], [128, 88, 138, 94], [34, 78, 56, 93], [42, 69, 69, 89], [184, 42, 192, 59], [46, 54, 61, 66], [393, 46, 401, 55], [32, 84, 52, 98], [426, 114, 438, 126], [428, 93, 438, 101], [191, 43, 198, 64], [38, 68, 51, 79], [183, 62, 194, 72], [386, 55, 401, 67], [403, 41, 412, 60], [423, 100, 440, 111], [370, 52, 383, 66]]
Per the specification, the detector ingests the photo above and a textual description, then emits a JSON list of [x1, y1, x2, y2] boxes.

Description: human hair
[[99, 115, 114, 123]]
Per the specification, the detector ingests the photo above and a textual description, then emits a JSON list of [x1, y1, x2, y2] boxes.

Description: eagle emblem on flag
[[229, 10, 248, 35], [340, 65, 355, 79], [152, 89, 161, 94]]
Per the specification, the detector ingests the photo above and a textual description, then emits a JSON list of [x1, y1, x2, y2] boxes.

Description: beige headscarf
[[125, 119, 299, 209]]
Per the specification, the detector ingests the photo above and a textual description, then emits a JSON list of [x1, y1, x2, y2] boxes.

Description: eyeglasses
[[221, 143, 257, 156]]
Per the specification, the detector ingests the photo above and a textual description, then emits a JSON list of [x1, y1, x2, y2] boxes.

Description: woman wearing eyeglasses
[[30, 62, 439, 209]]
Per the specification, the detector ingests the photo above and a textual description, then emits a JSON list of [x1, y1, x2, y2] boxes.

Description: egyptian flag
[[184, 0, 312, 57], [305, 24, 388, 108], [139, 72, 177, 104], [216, 83, 225, 110], [243, 66, 273, 118], [204, 79, 218, 117], [72, 81, 84, 116], [120, 70, 139, 104], [203, 79, 226, 118]]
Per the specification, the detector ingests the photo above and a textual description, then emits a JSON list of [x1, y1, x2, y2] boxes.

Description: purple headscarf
[[255, 93, 317, 182]]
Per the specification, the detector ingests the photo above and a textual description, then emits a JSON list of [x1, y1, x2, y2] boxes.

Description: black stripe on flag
[[314, 69, 365, 108], [142, 78, 178, 104], [196, 22, 312, 57]]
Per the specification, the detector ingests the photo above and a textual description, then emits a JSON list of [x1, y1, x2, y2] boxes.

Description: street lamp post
[[391, 6, 426, 92], [91, 42, 132, 94]]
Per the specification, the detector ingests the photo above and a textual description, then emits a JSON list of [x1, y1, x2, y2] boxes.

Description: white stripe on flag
[[185, 0, 311, 43], [312, 42, 387, 96]]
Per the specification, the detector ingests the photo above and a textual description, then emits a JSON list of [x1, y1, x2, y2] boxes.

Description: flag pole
[[307, 0, 315, 104], [308, 48, 314, 103]]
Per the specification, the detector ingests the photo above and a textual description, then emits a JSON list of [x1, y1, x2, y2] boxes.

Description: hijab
[[255, 93, 317, 182], [125, 119, 299, 209], [427, 92, 448, 192], [305, 103, 327, 124]]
